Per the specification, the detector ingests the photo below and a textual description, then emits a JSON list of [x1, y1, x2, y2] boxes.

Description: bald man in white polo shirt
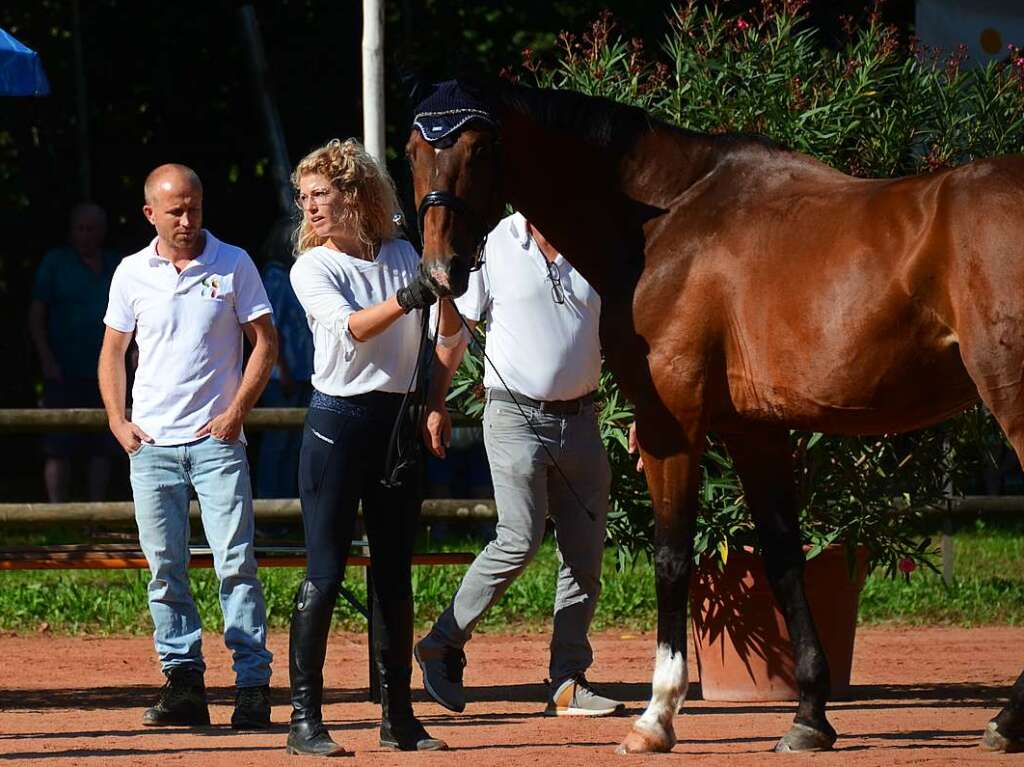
[[98, 164, 278, 730], [416, 212, 624, 718]]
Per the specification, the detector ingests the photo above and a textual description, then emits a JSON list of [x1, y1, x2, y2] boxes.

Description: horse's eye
[[468, 143, 491, 164]]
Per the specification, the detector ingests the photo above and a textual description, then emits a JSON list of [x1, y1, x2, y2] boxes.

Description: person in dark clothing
[[256, 219, 313, 499], [29, 202, 121, 501], [285, 138, 461, 756]]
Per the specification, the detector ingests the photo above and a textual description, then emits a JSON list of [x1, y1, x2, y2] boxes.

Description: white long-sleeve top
[[290, 239, 456, 397]]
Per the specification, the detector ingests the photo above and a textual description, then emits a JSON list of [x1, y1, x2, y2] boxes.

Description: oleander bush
[[451, 1, 1024, 575]]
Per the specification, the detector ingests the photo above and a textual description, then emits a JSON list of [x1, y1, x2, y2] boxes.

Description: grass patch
[[0, 536, 657, 635], [859, 519, 1024, 625], [1, 519, 1021, 634]]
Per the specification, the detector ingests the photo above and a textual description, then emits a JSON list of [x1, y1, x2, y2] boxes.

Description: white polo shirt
[[103, 230, 273, 445], [455, 212, 602, 402], [291, 239, 456, 397]]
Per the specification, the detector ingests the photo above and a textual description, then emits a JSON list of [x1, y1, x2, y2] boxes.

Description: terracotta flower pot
[[689, 545, 867, 702]]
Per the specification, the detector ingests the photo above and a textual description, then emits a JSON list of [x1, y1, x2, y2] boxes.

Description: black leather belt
[[487, 388, 595, 416]]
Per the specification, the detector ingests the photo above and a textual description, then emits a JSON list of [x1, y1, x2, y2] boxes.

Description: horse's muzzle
[[425, 261, 452, 294], [422, 257, 469, 298]]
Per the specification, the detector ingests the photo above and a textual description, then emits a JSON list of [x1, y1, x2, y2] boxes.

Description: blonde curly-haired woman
[[285, 138, 457, 755]]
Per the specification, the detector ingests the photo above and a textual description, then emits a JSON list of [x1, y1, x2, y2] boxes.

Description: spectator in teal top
[[29, 202, 121, 501]]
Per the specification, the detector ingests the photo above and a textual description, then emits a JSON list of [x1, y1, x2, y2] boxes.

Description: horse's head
[[405, 79, 505, 298]]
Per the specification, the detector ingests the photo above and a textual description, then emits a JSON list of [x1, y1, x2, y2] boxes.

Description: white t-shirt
[[103, 230, 273, 445], [455, 212, 602, 401], [291, 239, 448, 397]]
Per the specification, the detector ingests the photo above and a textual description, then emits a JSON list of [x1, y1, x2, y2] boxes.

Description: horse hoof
[[774, 723, 837, 752], [615, 726, 673, 755], [981, 721, 1024, 753]]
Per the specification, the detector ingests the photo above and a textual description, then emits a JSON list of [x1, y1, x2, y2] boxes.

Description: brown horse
[[405, 77, 1024, 754]]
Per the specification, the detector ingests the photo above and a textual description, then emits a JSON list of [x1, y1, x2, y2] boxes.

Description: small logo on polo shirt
[[200, 276, 221, 298]]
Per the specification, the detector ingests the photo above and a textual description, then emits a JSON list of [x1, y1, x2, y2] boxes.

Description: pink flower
[[736, 18, 749, 31], [898, 558, 916, 574]]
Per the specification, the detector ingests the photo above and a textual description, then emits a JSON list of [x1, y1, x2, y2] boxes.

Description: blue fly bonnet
[[412, 80, 499, 146]]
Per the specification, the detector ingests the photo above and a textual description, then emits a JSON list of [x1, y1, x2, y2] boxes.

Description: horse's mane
[[495, 81, 658, 152], [471, 78, 788, 156]]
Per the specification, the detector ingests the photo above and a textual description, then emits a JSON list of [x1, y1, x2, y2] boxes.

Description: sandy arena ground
[[1, 626, 1022, 766]]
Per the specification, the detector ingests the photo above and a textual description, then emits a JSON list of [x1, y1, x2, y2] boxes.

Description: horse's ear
[[395, 54, 436, 108], [452, 58, 489, 91], [453, 68, 501, 109]]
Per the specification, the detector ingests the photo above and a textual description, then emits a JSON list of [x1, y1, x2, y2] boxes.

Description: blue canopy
[[0, 27, 50, 96]]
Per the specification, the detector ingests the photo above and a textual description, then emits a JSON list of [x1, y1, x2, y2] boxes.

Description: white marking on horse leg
[[633, 642, 687, 746]]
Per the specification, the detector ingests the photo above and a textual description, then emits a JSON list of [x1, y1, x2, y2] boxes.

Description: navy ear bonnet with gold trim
[[412, 80, 499, 146]]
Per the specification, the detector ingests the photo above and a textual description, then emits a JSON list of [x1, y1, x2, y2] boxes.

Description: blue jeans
[[129, 436, 273, 687]]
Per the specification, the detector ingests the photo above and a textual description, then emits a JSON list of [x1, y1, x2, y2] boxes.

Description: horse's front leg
[[617, 434, 703, 755]]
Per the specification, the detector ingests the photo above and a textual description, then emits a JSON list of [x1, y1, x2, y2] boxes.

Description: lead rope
[[381, 217, 436, 489], [381, 298, 596, 522], [381, 303, 435, 488]]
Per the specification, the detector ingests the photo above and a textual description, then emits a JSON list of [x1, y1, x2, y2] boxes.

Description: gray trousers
[[431, 394, 611, 683]]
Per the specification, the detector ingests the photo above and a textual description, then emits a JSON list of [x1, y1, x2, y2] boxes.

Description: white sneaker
[[545, 674, 625, 717]]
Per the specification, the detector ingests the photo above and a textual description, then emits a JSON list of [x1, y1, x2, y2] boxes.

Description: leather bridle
[[415, 132, 504, 275], [416, 190, 487, 273]]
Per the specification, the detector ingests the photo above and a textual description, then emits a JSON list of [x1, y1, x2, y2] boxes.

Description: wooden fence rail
[[0, 408, 497, 525], [0, 498, 497, 525], [4, 496, 1016, 526], [0, 408, 478, 432], [2, 408, 1022, 585]]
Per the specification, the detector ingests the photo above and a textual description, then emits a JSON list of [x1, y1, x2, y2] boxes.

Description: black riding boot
[[374, 595, 448, 751], [286, 579, 348, 757]]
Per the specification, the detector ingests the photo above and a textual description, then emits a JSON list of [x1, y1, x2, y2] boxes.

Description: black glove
[[396, 275, 437, 313]]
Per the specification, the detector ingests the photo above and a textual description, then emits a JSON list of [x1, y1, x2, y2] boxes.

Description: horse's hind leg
[[956, 317, 1024, 751], [985, 671, 1024, 752], [962, 390, 1024, 750], [972, 383, 1024, 751], [974, 398, 1024, 752], [723, 428, 837, 752]]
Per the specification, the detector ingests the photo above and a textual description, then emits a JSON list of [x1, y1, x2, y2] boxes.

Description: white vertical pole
[[362, 0, 386, 164]]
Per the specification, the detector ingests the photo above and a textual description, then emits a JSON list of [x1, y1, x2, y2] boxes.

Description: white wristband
[[436, 327, 467, 349]]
